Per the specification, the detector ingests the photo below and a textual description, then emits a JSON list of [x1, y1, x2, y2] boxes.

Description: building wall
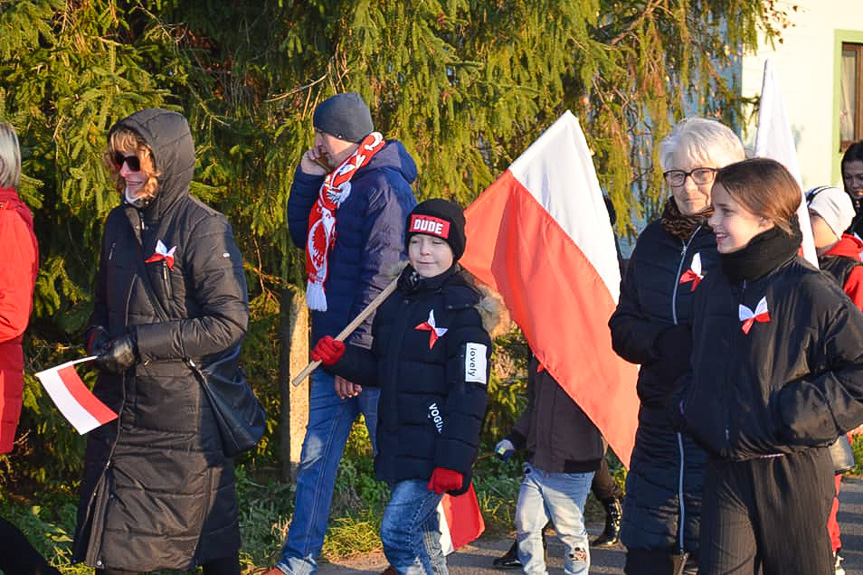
[[740, 0, 863, 189]]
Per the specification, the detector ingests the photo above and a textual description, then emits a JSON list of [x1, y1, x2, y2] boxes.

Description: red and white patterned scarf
[[305, 132, 386, 311]]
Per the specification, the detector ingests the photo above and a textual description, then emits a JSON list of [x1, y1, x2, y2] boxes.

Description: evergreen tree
[[0, 0, 789, 484]]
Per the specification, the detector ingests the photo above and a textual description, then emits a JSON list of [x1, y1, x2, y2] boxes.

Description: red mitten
[[311, 336, 345, 366], [427, 467, 464, 495]]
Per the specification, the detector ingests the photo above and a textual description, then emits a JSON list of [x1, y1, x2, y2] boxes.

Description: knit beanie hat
[[313, 92, 374, 143], [806, 185, 855, 238], [405, 199, 467, 261]]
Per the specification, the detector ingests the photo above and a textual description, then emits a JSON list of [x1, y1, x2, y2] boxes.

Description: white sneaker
[[835, 550, 846, 575]]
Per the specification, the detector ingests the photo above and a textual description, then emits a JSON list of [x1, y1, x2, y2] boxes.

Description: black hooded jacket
[[73, 109, 249, 571]]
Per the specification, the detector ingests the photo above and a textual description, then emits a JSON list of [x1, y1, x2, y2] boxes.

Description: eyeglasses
[[663, 167, 718, 187], [113, 152, 141, 172]]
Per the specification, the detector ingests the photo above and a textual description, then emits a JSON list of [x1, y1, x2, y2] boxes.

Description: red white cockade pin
[[679, 252, 704, 291], [415, 309, 448, 349], [738, 297, 770, 334], [145, 239, 177, 270]]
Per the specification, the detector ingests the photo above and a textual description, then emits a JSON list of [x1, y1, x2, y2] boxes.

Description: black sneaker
[[492, 541, 521, 569]]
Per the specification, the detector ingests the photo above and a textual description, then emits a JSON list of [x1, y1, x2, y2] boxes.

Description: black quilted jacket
[[73, 109, 249, 571]]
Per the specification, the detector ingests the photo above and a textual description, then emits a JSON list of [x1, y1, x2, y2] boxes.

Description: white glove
[[495, 438, 515, 461]]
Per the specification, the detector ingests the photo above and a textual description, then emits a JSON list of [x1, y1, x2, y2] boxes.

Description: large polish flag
[[35, 357, 117, 434], [754, 57, 818, 267], [461, 111, 640, 467]]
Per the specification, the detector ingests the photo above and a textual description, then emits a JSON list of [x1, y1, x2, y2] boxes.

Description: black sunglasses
[[113, 152, 141, 172]]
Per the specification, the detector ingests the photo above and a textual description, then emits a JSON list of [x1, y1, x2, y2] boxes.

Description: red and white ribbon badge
[[145, 239, 177, 270], [416, 309, 448, 349], [739, 296, 770, 335], [679, 252, 704, 291]]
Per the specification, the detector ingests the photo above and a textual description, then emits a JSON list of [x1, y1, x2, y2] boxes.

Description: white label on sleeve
[[465, 342, 488, 385]]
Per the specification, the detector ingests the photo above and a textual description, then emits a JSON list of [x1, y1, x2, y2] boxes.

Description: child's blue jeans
[[515, 462, 594, 575], [381, 479, 447, 574]]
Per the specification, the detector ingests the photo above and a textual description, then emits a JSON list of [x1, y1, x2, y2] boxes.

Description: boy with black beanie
[[311, 198, 498, 574]]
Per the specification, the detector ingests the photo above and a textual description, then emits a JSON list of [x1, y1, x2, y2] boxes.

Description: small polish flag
[[437, 483, 485, 554], [35, 357, 118, 434]]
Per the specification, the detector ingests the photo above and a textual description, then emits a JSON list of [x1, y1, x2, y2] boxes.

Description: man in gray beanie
[[268, 94, 417, 575]]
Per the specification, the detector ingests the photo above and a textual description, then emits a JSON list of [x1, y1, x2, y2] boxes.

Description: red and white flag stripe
[[461, 111, 640, 467], [437, 483, 485, 554], [35, 357, 117, 434]]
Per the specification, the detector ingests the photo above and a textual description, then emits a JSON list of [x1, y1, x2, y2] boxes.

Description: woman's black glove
[[96, 333, 139, 375], [85, 326, 112, 357]]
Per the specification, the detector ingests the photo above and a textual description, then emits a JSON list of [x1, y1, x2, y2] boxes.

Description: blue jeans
[[515, 462, 594, 575], [276, 370, 379, 574], [380, 479, 447, 575]]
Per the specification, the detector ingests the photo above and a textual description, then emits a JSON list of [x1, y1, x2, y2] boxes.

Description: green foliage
[[851, 434, 863, 477]]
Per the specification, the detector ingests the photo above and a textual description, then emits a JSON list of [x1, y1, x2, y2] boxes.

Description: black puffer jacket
[[610, 219, 717, 407], [679, 255, 863, 459], [609, 218, 714, 555], [73, 109, 249, 571], [330, 265, 494, 494], [506, 357, 604, 473]]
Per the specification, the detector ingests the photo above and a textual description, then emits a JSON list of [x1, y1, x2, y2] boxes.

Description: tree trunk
[[279, 285, 309, 481]]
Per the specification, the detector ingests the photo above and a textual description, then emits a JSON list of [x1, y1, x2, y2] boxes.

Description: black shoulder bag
[[130, 221, 266, 457]]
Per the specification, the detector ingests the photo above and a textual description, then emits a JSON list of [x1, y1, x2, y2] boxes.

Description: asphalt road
[[319, 476, 863, 573]]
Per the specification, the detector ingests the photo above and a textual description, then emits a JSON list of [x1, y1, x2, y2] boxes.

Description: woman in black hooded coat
[[73, 109, 248, 574]]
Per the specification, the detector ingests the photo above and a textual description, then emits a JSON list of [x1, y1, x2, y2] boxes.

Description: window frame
[[833, 30, 863, 185], [840, 42, 863, 151]]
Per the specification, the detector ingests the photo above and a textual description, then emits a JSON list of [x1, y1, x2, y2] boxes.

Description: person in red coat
[[0, 123, 58, 574]]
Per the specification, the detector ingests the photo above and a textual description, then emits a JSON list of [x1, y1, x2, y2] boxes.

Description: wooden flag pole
[[290, 276, 399, 387]]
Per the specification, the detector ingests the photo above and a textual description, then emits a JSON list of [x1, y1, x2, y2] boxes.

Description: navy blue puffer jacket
[[609, 218, 715, 556], [288, 141, 417, 348]]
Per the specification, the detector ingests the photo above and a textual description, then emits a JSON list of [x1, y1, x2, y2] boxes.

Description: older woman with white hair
[[0, 122, 58, 574], [609, 117, 746, 574]]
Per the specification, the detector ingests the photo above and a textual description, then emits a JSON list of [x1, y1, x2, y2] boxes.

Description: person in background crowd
[[0, 123, 59, 575], [841, 141, 863, 237], [311, 199, 496, 574], [609, 117, 745, 574], [268, 92, 417, 575], [73, 109, 248, 575], [495, 353, 605, 575], [806, 184, 863, 575], [675, 158, 863, 573]]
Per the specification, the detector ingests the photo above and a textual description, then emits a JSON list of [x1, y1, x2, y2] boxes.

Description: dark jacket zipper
[[671, 226, 702, 326]]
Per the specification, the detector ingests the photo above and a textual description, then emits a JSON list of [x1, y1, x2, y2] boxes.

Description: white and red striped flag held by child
[[461, 111, 640, 468], [35, 357, 117, 434], [437, 483, 486, 555]]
